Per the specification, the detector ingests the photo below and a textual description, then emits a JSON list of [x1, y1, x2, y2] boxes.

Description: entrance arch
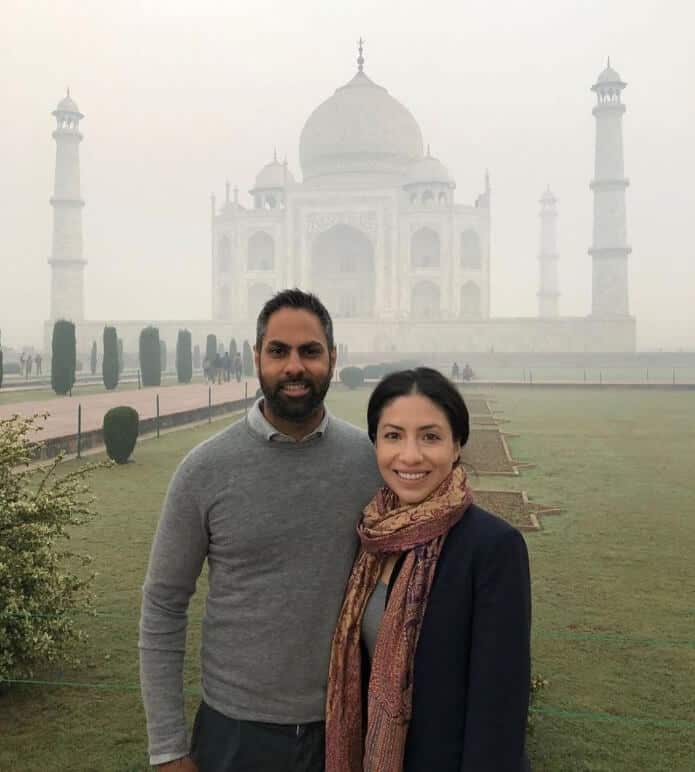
[[311, 224, 375, 318]]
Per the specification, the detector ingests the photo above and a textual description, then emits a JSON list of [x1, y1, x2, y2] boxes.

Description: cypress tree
[[193, 344, 201, 371], [160, 340, 167, 373], [176, 329, 193, 384], [90, 341, 97, 375], [242, 339, 254, 377], [118, 338, 124, 373], [139, 326, 161, 387], [51, 320, 76, 395], [229, 338, 238, 362], [102, 326, 119, 390], [205, 334, 217, 364]]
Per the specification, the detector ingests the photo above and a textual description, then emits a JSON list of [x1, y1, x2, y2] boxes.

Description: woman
[[325, 368, 531, 772]]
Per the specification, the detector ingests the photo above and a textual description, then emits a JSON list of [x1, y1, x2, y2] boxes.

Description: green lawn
[[1, 387, 694, 770]]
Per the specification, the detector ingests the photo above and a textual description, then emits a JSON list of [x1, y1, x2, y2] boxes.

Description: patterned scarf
[[325, 464, 474, 772]]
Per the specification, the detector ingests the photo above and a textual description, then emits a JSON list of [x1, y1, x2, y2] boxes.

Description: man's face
[[255, 307, 336, 424]]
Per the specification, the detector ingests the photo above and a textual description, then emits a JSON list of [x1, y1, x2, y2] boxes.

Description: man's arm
[[139, 458, 209, 765], [460, 527, 532, 771]]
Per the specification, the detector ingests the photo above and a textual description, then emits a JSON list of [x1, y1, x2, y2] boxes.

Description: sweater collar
[[247, 398, 329, 443]]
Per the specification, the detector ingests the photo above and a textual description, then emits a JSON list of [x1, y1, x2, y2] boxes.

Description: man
[[139, 289, 382, 771]]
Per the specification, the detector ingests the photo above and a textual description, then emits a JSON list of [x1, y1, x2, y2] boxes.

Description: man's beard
[[258, 368, 332, 424]]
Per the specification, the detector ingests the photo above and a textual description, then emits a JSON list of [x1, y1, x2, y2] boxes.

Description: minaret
[[589, 60, 631, 317], [49, 90, 86, 321], [537, 186, 559, 318]]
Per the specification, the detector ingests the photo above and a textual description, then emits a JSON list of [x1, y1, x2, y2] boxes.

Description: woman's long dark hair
[[367, 367, 470, 447]]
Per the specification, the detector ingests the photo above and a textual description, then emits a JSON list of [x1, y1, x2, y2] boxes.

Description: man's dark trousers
[[190, 701, 325, 772]]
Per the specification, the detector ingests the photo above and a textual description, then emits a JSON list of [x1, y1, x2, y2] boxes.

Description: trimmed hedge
[[242, 340, 254, 377], [205, 334, 217, 364], [90, 341, 97, 375], [340, 366, 365, 389], [229, 338, 238, 362], [51, 319, 76, 395], [103, 406, 139, 464], [139, 326, 161, 387], [176, 329, 193, 384], [102, 326, 119, 391]]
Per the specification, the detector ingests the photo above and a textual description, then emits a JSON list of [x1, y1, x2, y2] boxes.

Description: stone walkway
[[0, 379, 259, 441]]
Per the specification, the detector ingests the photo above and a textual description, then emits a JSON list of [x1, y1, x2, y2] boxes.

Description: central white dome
[[299, 70, 424, 180]]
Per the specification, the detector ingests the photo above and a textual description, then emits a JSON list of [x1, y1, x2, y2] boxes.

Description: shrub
[[139, 326, 161, 387], [340, 366, 365, 389], [0, 413, 102, 680], [89, 341, 97, 375], [102, 326, 119, 391], [103, 406, 139, 464], [205, 334, 217, 364], [176, 329, 193, 384], [242, 340, 254, 377], [51, 319, 76, 395], [193, 344, 201, 370], [160, 340, 167, 373]]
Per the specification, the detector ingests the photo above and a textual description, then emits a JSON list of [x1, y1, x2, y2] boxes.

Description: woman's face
[[374, 392, 460, 505]]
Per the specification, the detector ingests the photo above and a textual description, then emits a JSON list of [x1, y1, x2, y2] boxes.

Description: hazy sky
[[2, 0, 694, 350]]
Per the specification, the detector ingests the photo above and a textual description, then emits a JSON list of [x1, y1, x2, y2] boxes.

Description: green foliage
[[117, 338, 124, 374], [193, 344, 201, 370], [363, 360, 423, 380], [89, 341, 97, 375], [229, 338, 238, 362], [103, 406, 139, 465], [0, 414, 104, 681], [139, 327, 161, 387], [339, 366, 365, 389], [205, 334, 217, 364], [159, 340, 167, 373], [242, 340, 254, 377], [51, 320, 76, 395], [176, 330, 192, 384], [102, 327, 119, 391]]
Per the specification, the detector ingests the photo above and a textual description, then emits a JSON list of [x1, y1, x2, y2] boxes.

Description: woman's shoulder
[[448, 502, 523, 550]]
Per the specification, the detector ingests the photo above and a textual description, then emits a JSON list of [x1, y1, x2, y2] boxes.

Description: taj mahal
[[45, 47, 636, 355]]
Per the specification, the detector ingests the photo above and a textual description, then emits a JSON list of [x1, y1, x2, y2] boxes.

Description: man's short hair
[[256, 288, 335, 351]]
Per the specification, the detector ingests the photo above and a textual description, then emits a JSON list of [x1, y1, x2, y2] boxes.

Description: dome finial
[[273, 146, 277, 163], [607, 55, 611, 68], [357, 37, 365, 73]]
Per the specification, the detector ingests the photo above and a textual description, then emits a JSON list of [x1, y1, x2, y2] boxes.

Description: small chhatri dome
[[595, 58, 625, 87], [299, 42, 424, 180], [406, 148, 454, 187], [55, 89, 82, 115], [253, 154, 295, 190], [540, 186, 557, 204]]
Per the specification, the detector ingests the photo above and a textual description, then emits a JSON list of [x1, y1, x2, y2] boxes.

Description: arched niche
[[411, 280, 441, 319], [311, 224, 374, 318], [411, 227, 440, 269], [248, 232, 275, 271], [248, 282, 274, 321], [460, 281, 481, 318], [218, 236, 232, 273], [461, 229, 481, 269]]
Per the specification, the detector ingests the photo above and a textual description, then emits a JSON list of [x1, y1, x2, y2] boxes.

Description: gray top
[[139, 399, 382, 765], [362, 581, 388, 659]]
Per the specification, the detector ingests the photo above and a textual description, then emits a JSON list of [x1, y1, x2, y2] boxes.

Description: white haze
[[1, 0, 693, 350]]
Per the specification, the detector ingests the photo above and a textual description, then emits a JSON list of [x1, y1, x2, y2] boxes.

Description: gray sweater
[[139, 401, 382, 763]]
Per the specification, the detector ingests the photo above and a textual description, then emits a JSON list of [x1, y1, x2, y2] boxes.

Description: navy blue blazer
[[364, 504, 532, 772]]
